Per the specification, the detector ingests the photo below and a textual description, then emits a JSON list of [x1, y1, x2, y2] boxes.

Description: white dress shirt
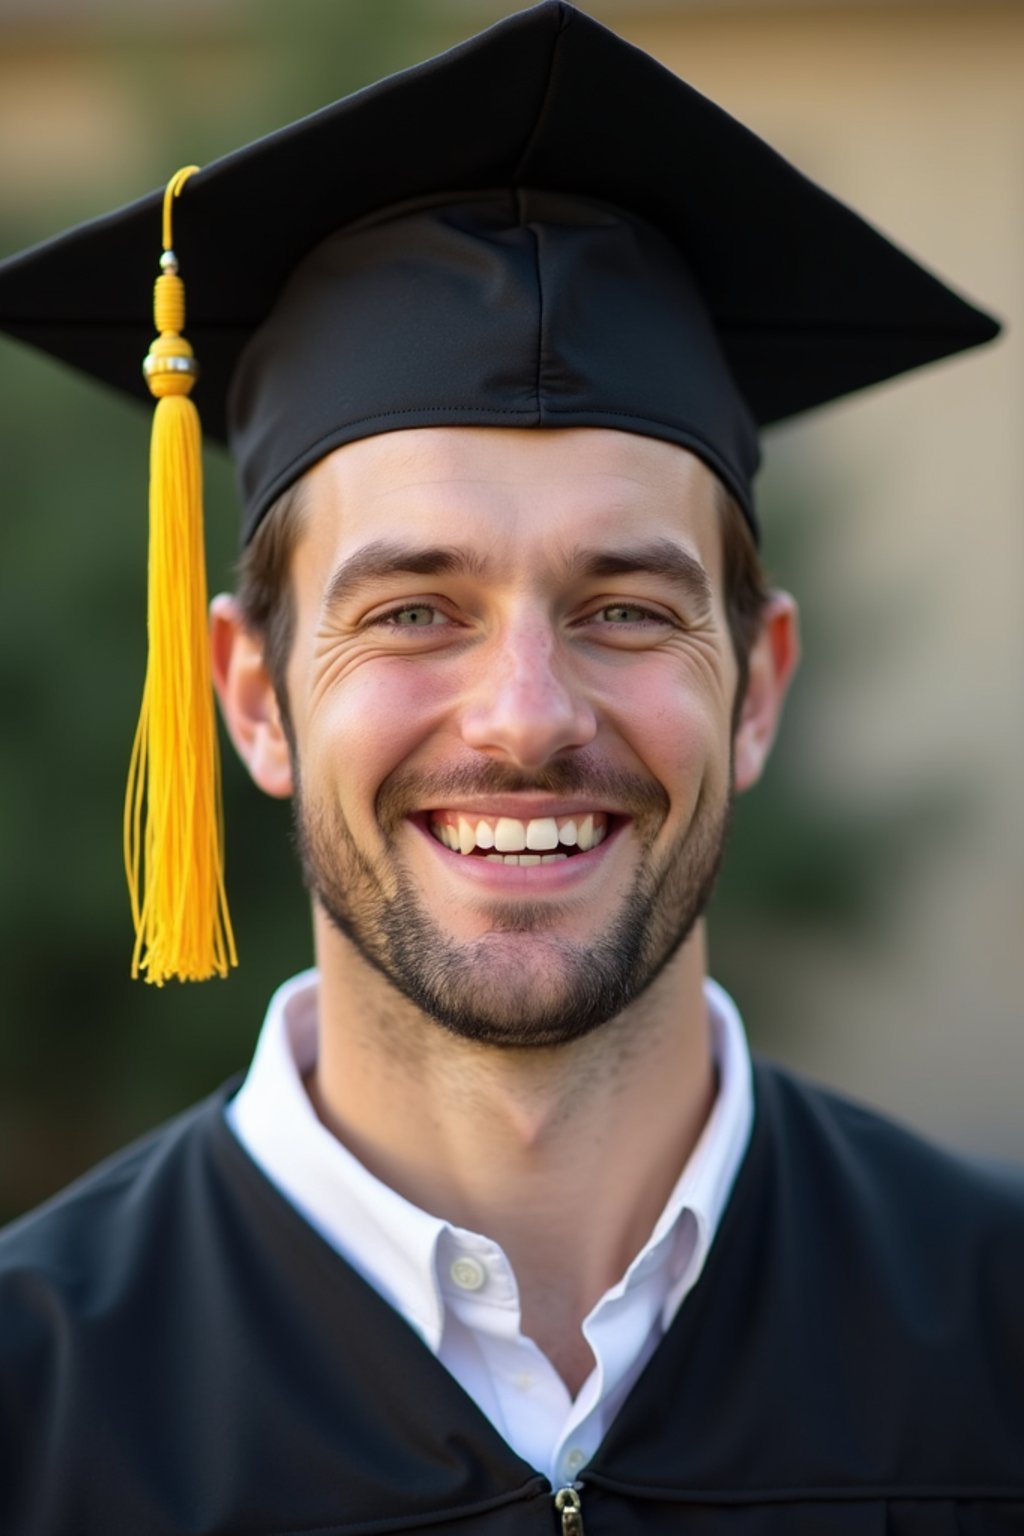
[[227, 970, 753, 1488]]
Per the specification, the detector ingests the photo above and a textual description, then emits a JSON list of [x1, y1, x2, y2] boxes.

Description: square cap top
[[0, 0, 1000, 541]]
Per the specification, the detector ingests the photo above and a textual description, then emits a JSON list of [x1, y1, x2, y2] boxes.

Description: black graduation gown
[[1, 1059, 1023, 1535]]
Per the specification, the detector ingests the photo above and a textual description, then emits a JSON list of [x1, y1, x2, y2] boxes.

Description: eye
[[592, 603, 671, 626], [373, 603, 446, 628], [602, 604, 652, 624]]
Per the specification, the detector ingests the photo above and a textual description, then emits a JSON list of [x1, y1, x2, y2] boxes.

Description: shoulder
[[750, 1057, 1024, 1393], [0, 1091, 230, 1412], [632, 1058, 1024, 1497], [755, 1055, 1024, 1234], [0, 1089, 254, 1528], [0, 1088, 230, 1283], [599, 1063, 1024, 1506]]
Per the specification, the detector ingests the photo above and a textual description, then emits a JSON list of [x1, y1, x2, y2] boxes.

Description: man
[[0, 4, 1021, 1533]]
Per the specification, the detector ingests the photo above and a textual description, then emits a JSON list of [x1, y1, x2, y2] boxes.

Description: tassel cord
[[123, 164, 237, 983]]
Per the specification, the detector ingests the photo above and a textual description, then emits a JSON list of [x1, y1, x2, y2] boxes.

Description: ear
[[210, 593, 294, 799], [733, 592, 800, 794]]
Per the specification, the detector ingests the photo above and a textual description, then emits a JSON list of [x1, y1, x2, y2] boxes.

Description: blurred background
[[0, 0, 1021, 1223]]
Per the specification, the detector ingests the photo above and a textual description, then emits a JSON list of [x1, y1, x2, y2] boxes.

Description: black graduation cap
[[0, 0, 999, 545]]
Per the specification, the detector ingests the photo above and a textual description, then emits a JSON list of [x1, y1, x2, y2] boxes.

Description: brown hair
[[235, 468, 770, 730], [714, 479, 771, 719], [234, 478, 309, 740]]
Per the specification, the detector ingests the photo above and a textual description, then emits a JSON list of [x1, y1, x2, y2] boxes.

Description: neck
[[307, 916, 716, 1394]]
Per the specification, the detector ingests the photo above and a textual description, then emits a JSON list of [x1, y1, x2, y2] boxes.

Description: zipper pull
[[554, 1485, 584, 1535]]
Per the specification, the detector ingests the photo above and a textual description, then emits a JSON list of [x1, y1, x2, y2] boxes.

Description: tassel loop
[[124, 164, 237, 984]]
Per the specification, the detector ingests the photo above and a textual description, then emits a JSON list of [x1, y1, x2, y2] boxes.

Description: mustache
[[376, 752, 669, 831]]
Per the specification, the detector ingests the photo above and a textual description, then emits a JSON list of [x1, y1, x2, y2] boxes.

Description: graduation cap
[[0, 0, 999, 986]]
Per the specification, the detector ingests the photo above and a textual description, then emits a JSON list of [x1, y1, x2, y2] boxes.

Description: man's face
[[271, 428, 750, 1047]]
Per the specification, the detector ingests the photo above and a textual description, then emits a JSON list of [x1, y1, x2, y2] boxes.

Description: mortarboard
[[0, 0, 1000, 984]]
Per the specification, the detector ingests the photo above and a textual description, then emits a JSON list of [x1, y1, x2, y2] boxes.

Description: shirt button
[[449, 1255, 487, 1292], [512, 1372, 535, 1392], [563, 1447, 587, 1476]]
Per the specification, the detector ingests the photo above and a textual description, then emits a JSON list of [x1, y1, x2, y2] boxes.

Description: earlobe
[[733, 592, 800, 794], [210, 594, 294, 799]]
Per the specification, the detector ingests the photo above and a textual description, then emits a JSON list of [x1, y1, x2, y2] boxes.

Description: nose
[[460, 618, 597, 770]]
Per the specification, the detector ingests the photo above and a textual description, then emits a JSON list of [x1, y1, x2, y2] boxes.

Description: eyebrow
[[321, 535, 712, 615], [321, 540, 488, 615], [567, 539, 713, 612]]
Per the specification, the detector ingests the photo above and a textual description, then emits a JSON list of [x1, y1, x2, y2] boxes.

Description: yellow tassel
[[124, 165, 237, 983]]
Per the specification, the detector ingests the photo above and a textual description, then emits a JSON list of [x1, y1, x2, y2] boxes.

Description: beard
[[294, 754, 731, 1050]]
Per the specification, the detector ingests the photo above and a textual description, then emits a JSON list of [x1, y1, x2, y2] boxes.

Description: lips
[[428, 810, 609, 861]]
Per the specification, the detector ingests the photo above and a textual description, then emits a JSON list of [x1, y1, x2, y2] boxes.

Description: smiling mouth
[[426, 810, 611, 864]]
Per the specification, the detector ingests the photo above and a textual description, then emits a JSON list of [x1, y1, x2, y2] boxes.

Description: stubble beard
[[293, 758, 732, 1050]]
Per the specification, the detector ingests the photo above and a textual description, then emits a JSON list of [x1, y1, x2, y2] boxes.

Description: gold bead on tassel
[[124, 165, 237, 983]]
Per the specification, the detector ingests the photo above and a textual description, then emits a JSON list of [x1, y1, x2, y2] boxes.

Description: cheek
[[301, 660, 455, 802], [607, 660, 731, 803]]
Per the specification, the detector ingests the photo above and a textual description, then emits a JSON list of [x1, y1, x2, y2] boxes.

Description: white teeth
[[434, 812, 608, 856], [494, 817, 527, 852], [541, 853, 568, 864], [518, 854, 540, 867], [525, 816, 559, 851], [475, 820, 495, 850]]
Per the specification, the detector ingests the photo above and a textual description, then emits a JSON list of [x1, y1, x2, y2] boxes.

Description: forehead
[[294, 427, 727, 587]]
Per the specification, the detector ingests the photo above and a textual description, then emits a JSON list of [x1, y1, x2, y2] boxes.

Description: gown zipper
[[554, 1484, 584, 1534]]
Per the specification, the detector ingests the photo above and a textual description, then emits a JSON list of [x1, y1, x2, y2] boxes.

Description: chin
[[296, 769, 732, 1051]]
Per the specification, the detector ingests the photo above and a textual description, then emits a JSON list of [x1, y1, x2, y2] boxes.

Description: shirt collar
[[228, 969, 449, 1348], [227, 969, 753, 1351], [658, 978, 753, 1327]]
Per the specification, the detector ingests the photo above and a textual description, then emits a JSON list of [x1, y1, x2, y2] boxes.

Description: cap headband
[[228, 190, 762, 540]]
